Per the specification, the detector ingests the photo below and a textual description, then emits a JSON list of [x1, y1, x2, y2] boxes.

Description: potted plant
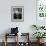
[[33, 32, 46, 43]]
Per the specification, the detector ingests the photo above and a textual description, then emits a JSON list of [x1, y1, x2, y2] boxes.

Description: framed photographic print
[[11, 6, 24, 22]]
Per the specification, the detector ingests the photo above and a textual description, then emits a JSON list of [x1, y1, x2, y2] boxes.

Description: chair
[[4, 27, 19, 46], [4, 33, 18, 46], [18, 33, 30, 46]]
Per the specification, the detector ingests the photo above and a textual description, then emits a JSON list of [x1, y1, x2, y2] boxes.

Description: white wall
[[0, 0, 36, 42]]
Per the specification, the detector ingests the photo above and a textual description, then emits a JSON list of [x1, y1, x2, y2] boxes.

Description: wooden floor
[[0, 42, 46, 46]]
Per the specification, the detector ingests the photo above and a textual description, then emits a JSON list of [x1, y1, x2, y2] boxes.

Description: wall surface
[[0, 0, 36, 42]]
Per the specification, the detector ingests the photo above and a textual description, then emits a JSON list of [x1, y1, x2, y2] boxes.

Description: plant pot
[[40, 38, 45, 43], [37, 39, 40, 43], [37, 39, 45, 44]]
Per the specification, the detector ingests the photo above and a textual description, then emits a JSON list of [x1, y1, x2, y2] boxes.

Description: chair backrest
[[18, 33, 29, 42]]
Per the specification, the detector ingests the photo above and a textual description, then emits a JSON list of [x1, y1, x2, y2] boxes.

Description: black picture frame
[[11, 6, 24, 22]]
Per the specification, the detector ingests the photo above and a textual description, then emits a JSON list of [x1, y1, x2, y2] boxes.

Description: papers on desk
[[9, 34, 15, 35]]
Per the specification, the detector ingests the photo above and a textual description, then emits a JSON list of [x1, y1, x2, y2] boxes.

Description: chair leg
[[4, 33, 7, 46], [4, 41, 7, 46]]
